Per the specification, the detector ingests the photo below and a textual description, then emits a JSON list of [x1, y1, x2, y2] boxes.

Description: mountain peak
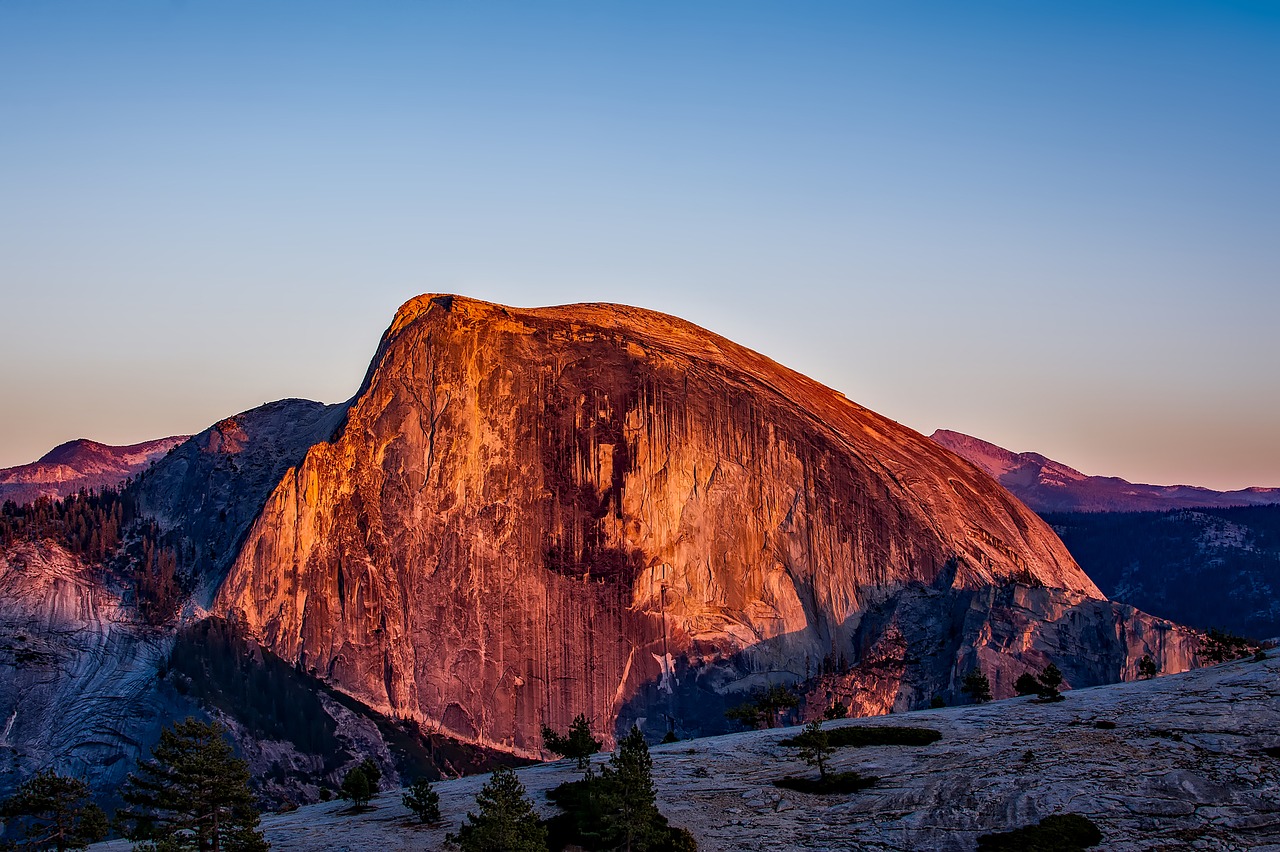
[[932, 429, 1280, 512], [0, 435, 189, 505]]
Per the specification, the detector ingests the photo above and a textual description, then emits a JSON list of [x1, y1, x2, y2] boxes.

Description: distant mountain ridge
[[0, 436, 189, 505], [930, 429, 1280, 513]]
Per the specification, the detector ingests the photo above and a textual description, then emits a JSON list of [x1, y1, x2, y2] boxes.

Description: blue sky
[[1, 1, 1277, 489]]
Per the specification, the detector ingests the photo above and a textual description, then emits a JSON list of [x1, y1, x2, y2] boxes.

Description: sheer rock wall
[[216, 295, 1153, 755]]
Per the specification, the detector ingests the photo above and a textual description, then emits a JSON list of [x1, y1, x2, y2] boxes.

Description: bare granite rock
[[96, 653, 1280, 851], [215, 295, 1197, 756], [0, 541, 177, 794]]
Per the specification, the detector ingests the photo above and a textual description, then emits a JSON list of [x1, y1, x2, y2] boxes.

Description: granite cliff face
[[215, 295, 1191, 756], [0, 541, 177, 793], [0, 401, 349, 798]]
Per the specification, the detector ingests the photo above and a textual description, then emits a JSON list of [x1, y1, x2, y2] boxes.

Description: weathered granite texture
[[0, 541, 175, 794], [94, 653, 1280, 851], [134, 398, 347, 603]]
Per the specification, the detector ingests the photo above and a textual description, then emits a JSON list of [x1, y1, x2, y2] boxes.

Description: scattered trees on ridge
[[545, 727, 696, 851], [1014, 664, 1066, 702], [724, 685, 799, 730]]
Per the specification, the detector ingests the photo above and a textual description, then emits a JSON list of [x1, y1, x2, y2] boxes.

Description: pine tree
[[541, 714, 603, 769], [599, 728, 662, 852], [447, 765, 546, 852], [1014, 672, 1041, 696], [794, 720, 833, 781], [962, 668, 992, 704], [1037, 664, 1065, 701], [401, 777, 441, 824], [339, 766, 373, 811], [0, 769, 108, 851], [1138, 655, 1159, 679], [356, 758, 382, 790], [119, 718, 267, 852]]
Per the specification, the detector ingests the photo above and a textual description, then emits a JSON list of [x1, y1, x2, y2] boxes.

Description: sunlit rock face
[[214, 294, 1180, 755]]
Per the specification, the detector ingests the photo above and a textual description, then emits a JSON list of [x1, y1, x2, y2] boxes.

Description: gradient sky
[[1, 1, 1277, 490]]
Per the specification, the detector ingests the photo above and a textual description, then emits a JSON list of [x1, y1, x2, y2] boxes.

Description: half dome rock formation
[[215, 295, 1191, 755]]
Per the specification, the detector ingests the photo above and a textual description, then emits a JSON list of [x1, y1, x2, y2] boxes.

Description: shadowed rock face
[[216, 295, 1167, 755], [0, 541, 179, 793], [133, 398, 347, 603]]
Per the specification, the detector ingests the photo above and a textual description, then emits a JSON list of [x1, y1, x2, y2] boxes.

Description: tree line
[[0, 487, 185, 625]]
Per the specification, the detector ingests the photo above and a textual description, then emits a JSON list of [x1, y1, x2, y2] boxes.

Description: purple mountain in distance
[[0, 436, 189, 505], [931, 429, 1280, 513]]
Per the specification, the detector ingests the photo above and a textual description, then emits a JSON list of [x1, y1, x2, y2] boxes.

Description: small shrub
[[661, 730, 679, 744], [542, 714, 603, 769], [1094, 720, 1116, 730], [781, 726, 941, 749], [1137, 655, 1159, 679], [402, 776, 441, 824], [976, 812, 1103, 850], [1255, 649, 1268, 662], [1014, 673, 1041, 696], [773, 771, 876, 794], [929, 696, 946, 709], [823, 701, 849, 720], [962, 668, 992, 703]]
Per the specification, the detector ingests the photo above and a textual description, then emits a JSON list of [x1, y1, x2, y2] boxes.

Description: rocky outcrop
[[0, 400, 348, 799], [94, 654, 1280, 852], [0, 436, 188, 506], [0, 541, 178, 795], [133, 399, 347, 602], [800, 583, 1198, 718], [931, 428, 1280, 513], [216, 295, 1179, 757]]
